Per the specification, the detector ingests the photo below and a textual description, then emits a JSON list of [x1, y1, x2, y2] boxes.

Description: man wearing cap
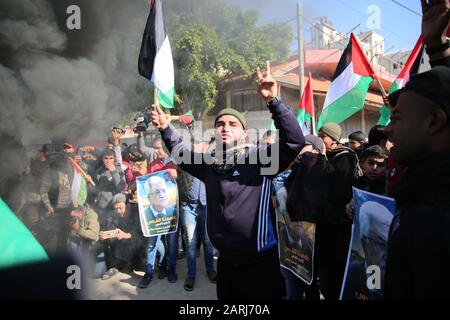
[[318, 122, 361, 300], [151, 61, 304, 300]]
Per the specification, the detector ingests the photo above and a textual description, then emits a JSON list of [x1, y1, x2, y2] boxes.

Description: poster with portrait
[[136, 170, 179, 237], [273, 172, 316, 285], [340, 188, 396, 300]]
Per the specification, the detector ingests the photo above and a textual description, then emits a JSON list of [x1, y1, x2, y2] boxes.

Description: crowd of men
[[2, 0, 450, 300]]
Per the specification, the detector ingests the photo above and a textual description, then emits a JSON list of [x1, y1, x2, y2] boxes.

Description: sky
[[227, 0, 423, 53]]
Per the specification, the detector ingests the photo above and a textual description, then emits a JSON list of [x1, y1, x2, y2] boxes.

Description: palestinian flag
[[138, 0, 174, 109], [179, 110, 194, 125], [297, 73, 315, 136], [318, 33, 376, 129], [0, 199, 48, 269], [71, 167, 87, 207], [377, 37, 424, 126]]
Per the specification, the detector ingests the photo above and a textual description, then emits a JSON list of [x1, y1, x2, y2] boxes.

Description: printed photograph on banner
[[340, 188, 396, 300], [272, 173, 315, 285], [136, 170, 179, 237]]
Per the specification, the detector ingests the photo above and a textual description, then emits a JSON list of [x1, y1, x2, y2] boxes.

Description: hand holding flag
[[151, 104, 169, 130]]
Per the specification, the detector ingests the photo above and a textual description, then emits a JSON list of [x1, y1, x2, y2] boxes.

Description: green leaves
[[164, 0, 293, 117]]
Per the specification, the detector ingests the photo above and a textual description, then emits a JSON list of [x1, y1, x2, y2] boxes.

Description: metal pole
[[297, 1, 305, 97]]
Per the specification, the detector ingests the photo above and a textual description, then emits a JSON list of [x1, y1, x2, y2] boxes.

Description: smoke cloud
[[0, 0, 151, 196]]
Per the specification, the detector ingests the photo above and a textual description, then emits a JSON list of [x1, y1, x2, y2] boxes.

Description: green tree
[[163, 0, 293, 118]]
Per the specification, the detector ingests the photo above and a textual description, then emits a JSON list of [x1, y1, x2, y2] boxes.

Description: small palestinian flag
[[297, 73, 315, 136], [179, 110, 194, 125], [377, 36, 424, 126]]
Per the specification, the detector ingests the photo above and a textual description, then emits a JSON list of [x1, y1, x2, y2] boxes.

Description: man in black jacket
[[151, 61, 304, 300], [383, 0, 450, 300], [384, 66, 450, 299], [318, 122, 361, 300]]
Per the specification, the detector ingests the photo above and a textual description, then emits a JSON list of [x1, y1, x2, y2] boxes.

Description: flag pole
[[309, 73, 317, 136], [374, 78, 388, 99], [68, 157, 96, 187], [154, 86, 160, 108]]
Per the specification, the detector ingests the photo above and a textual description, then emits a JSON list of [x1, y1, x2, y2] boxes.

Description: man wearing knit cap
[[317, 121, 361, 300], [151, 61, 305, 300], [319, 122, 342, 153]]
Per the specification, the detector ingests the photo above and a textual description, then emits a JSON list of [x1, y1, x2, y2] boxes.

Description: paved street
[[89, 253, 218, 300]]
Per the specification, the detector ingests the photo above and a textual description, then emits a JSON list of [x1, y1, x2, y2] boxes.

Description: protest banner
[[137, 170, 179, 237], [340, 187, 396, 300]]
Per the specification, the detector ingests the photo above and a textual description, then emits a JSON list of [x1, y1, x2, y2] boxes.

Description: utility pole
[[297, 0, 305, 97], [297, 1, 316, 134]]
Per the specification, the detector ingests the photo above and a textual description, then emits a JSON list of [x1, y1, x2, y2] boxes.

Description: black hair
[[101, 148, 116, 159], [349, 131, 366, 143], [368, 125, 388, 147], [361, 145, 388, 162], [263, 130, 276, 138]]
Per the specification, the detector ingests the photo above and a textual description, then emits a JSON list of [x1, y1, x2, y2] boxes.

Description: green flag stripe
[[0, 199, 48, 269], [318, 76, 373, 129], [377, 79, 403, 126], [158, 87, 174, 109], [297, 108, 312, 125]]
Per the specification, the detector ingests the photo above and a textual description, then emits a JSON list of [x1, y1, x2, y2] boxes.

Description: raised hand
[[256, 60, 278, 104], [421, 0, 450, 47], [151, 104, 169, 130]]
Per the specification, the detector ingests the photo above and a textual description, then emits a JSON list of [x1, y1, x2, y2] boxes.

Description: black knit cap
[[389, 66, 450, 112]]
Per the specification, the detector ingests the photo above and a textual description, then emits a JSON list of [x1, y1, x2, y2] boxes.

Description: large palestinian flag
[[138, 0, 174, 109], [318, 33, 376, 129], [377, 37, 424, 126]]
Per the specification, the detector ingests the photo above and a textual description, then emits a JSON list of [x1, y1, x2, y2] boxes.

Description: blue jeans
[[145, 235, 165, 273], [163, 229, 179, 272], [181, 204, 215, 278]]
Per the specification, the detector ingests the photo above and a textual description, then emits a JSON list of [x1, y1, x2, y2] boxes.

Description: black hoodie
[[385, 151, 450, 299]]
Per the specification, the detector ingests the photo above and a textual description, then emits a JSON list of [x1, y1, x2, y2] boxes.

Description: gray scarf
[[211, 143, 251, 174]]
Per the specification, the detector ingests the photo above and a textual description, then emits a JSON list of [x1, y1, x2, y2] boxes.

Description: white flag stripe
[[323, 63, 361, 111], [152, 36, 174, 94]]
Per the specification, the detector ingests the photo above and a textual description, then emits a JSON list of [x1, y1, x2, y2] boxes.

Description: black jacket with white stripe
[[160, 100, 304, 265]]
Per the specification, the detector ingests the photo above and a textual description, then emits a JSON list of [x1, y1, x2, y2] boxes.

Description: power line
[[335, 0, 415, 48], [302, 16, 405, 69], [389, 0, 422, 17]]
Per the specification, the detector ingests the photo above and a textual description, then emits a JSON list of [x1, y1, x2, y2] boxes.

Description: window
[[231, 91, 266, 112]]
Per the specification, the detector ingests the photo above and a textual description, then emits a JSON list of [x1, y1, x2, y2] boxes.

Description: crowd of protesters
[[8, 125, 219, 292], [2, 0, 450, 301]]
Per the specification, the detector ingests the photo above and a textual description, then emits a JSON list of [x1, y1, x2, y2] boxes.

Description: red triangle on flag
[[299, 73, 314, 118], [350, 33, 377, 79], [398, 36, 423, 80]]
